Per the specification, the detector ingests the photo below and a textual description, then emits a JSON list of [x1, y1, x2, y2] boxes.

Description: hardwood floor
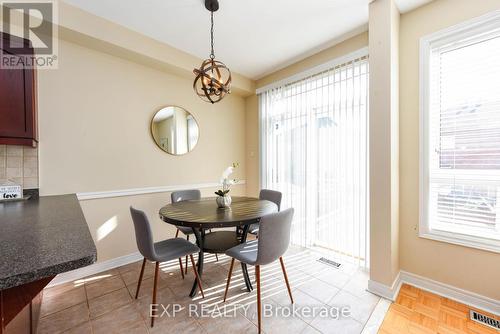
[[378, 284, 499, 334]]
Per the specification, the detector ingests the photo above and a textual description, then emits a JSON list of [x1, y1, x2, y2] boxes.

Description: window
[[420, 12, 500, 253], [259, 49, 369, 266]]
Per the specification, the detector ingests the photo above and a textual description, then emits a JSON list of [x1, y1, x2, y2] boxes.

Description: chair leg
[[185, 235, 189, 274], [279, 257, 294, 304], [178, 258, 185, 279], [215, 253, 219, 261], [256, 265, 262, 334], [175, 228, 179, 238], [151, 262, 160, 327], [223, 258, 235, 302], [134, 258, 146, 299], [189, 254, 205, 298]]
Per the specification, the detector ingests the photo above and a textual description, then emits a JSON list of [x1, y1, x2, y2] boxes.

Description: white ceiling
[[396, 0, 433, 13], [62, 0, 432, 80]]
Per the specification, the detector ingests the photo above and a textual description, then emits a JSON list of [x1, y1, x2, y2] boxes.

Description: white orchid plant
[[215, 162, 239, 197]]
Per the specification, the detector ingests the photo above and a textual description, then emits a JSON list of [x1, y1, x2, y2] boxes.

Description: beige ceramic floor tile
[[91, 303, 148, 334], [61, 321, 92, 334], [163, 270, 209, 300], [295, 277, 340, 304], [328, 290, 378, 324], [309, 314, 364, 334], [38, 249, 383, 334], [85, 275, 125, 300], [120, 266, 154, 286], [43, 281, 84, 299], [133, 286, 179, 320], [197, 312, 258, 334], [315, 267, 352, 289], [41, 286, 87, 317], [38, 302, 89, 334], [149, 317, 206, 334], [301, 324, 322, 333], [238, 299, 310, 334], [88, 287, 132, 319], [126, 275, 170, 299], [117, 260, 147, 274], [342, 271, 380, 302], [77, 269, 120, 285]]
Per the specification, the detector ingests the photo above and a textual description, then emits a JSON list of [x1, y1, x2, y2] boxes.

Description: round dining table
[[159, 196, 278, 297]]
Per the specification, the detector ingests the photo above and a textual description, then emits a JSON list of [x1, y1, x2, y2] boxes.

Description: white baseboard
[[367, 272, 402, 301], [368, 270, 499, 316], [47, 252, 142, 287], [399, 270, 500, 316]]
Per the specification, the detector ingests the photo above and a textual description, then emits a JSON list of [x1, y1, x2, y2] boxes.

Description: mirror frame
[[150, 105, 200, 156]]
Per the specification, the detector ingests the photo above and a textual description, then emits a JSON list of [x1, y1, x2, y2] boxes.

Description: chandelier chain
[[210, 11, 215, 59]]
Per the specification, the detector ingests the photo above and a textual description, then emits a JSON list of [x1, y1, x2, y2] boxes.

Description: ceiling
[[62, 0, 432, 80]]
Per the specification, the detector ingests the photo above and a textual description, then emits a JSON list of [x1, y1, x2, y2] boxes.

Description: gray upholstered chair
[[130, 207, 204, 327], [248, 189, 283, 235], [171, 189, 201, 241], [171, 189, 218, 273], [223, 208, 294, 333]]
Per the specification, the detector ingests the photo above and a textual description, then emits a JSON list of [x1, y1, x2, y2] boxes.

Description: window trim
[[419, 10, 500, 254]]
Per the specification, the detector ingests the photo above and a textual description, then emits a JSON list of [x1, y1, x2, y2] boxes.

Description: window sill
[[418, 230, 500, 254]]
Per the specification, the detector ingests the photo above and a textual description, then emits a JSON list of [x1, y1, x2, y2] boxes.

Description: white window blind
[[420, 12, 500, 252], [260, 50, 369, 266]]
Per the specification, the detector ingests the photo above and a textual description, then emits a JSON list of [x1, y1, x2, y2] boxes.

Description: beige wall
[[38, 40, 247, 262], [368, 0, 401, 287], [244, 95, 260, 197], [399, 0, 500, 299], [244, 32, 369, 196], [57, 2, 255, 96], [79, 186, 246, 262], [256, 32, 368, 89]]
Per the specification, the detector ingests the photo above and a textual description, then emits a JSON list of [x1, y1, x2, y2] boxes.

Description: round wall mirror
[[151, 106, 200, 155]]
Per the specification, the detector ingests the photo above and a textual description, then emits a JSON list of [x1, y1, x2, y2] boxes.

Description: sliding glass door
[[259, 53, 369, 267]]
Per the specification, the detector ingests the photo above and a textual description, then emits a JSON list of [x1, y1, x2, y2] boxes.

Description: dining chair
[[130, 207, 205, 327], [223, 208, 294, 333], [248, 189, 282, 235], [171, 189, 218, 273], [171, 190, 201, 242]]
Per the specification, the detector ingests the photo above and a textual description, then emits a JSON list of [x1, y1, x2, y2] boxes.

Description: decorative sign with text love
[[0, 181, 22, 201]]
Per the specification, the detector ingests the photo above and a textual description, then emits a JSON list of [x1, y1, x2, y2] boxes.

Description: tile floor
[[38, 247, 389, 334]]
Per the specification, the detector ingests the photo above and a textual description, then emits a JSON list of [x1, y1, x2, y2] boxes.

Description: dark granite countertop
[[0, 194, 97, 290]]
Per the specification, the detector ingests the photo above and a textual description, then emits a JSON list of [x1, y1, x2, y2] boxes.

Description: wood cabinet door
[[0, 33, 37, 146], [0, 56, 29, 137]]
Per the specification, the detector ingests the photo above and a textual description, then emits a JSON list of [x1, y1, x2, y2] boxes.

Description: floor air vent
[[470, 310, 500, 330], [317, 257, 341, 268]]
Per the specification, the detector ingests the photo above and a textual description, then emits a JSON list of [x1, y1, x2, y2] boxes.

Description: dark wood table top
[[159, 196, 278, 228]]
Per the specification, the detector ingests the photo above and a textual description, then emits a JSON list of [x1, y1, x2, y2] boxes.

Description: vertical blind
[[259, 53, 369, 266], [427, 25, 500, 242]]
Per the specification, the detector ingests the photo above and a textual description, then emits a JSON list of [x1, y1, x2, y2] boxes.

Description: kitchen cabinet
[[0, 32, 37, 147]]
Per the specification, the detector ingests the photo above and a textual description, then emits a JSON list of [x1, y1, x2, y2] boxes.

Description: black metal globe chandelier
[[193, 0, 232, 104]]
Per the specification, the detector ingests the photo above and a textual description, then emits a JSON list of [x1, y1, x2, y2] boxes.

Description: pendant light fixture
[[193, 0, 231, 104]]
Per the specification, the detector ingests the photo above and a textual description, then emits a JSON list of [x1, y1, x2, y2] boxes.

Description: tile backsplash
[[0, 145, 39, 189]]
